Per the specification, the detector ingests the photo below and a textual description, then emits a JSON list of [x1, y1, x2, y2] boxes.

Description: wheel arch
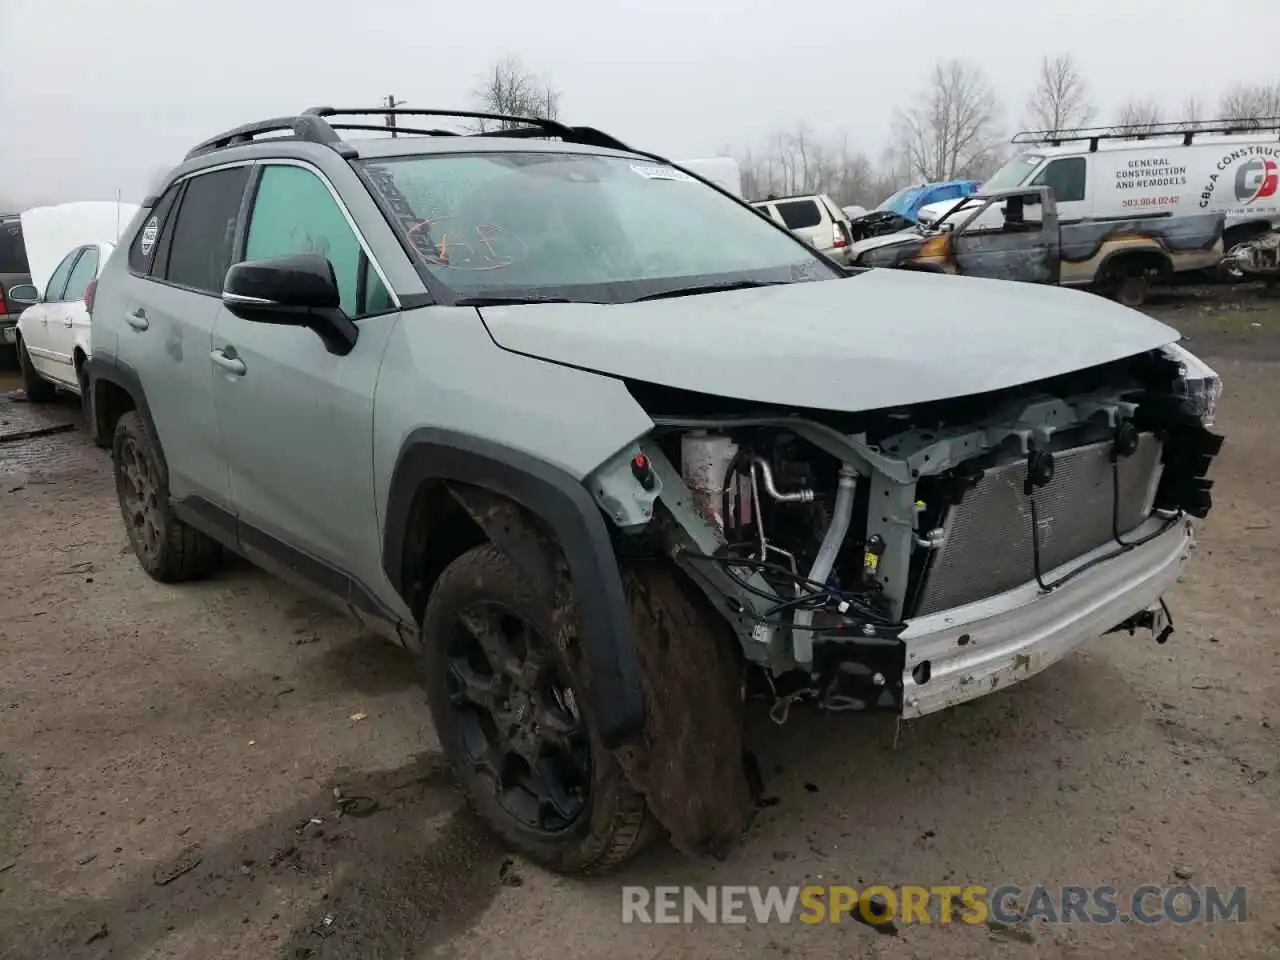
[[87, 356, 164, 467], [1096, 245, 1173, 283], [382, 428, 646, 748]]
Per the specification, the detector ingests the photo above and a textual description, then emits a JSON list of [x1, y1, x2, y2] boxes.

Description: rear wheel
[[420, 544, 651, 875], [17, 336, 57, 402], [1112, 272, 1150, 308], [112, 411, 222, 582]]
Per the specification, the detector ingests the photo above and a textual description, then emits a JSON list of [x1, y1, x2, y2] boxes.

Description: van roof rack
[[184, 106, 634, 161], [1012, 116, 1280, 152]]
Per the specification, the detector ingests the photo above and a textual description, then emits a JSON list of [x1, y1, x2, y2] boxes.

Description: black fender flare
[[88, 355, 167, 475], [382, 428, 645, 748]]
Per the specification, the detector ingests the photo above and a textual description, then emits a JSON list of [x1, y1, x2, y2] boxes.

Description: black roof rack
[[1012, 116, 1280, 152], [184, 106, 633, 160]]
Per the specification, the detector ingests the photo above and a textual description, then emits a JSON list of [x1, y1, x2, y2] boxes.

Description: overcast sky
[[2, 0, 1278, 206]]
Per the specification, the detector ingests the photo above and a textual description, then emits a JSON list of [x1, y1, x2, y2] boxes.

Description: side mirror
[[7, 283, 38, 307], [222, 253, 357, 355]]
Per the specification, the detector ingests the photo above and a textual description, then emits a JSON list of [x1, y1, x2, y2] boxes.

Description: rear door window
[[774, 200, 823, 230], [0, 220, 28, 273], [64, 247, 99, 301], [160, 166, 251, 294], [44, 249, 82, 302]]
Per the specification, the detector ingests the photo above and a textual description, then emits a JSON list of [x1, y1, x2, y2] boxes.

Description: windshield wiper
[[453, 295, 578, 306], [630, 279, 789, 302]]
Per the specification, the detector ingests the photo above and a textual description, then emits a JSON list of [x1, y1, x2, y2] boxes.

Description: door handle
[[210, 348, 246, 376], [125, 309, 149, 331], [63, 317, 74, 327]]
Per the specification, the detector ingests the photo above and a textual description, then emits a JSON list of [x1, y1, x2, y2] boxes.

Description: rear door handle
[[125, 309, 149, 331], [210, 348, 246, 376], [63, 317, 74, 327]]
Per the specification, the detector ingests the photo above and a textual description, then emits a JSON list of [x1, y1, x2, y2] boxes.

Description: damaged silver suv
[[87, 107, 1223, 874]]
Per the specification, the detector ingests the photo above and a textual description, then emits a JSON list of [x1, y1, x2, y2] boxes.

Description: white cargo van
[[918, 119, 1280, 256]]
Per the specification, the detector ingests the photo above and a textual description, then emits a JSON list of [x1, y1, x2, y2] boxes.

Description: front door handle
[[63, 317, 74, 327], [210, 348, 246, 376], [125, 309, 149, 331]]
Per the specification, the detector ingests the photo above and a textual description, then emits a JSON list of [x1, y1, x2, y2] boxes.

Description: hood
[[477, 270, 1181, 412], [19, 201, 140, 294], [849, 229, 921, 258], [917, 197, 979, 226]]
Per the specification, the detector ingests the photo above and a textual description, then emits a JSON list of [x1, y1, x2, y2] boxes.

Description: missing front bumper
[[897, 515, 1194, 718]]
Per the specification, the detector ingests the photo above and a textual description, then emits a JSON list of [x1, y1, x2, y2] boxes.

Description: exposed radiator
[[912, 434, 1163, 616]]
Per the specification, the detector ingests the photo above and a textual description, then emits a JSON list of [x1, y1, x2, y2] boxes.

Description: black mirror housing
[[222, 254, 357, 355]]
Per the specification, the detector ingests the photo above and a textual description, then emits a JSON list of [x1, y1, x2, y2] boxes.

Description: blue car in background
[[847, 179, 982, 242]]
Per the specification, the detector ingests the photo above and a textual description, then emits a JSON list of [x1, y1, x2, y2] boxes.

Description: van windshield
[[357, 152, 838, 304], [982, 154, 1045, 192]]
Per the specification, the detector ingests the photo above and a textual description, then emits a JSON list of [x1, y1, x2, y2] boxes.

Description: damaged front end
[[587, 343, 1224, 723]]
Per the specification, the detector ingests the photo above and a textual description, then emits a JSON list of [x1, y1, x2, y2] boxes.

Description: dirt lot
[[1, 286, 1277, 960]]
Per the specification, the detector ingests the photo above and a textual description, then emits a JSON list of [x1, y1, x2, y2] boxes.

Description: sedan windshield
[[357, 152, 838, 304]]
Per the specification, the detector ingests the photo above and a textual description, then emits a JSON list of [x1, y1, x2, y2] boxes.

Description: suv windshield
[[357, 152, 837, 304], [982, 153, 1045, 192]]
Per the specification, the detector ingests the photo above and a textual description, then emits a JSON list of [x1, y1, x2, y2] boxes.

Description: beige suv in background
[[752, 193, 852, 263]]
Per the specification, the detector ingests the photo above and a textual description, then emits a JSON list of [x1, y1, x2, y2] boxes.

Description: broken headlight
[[1161, 342, 1223, 427]]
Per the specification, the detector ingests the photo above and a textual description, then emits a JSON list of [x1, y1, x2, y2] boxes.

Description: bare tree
[[1024, 54, 1093, 134], [1114, 97, 1164, 134], [1218, 82, 1280, 120], [472, 55, 561, 130], [735, 126, 879, 206], [1177, 96, 1206, 126], [890, 60, 1002, 182]]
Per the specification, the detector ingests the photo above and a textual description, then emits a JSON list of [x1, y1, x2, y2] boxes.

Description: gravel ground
[[0, 285, 1277, 960]]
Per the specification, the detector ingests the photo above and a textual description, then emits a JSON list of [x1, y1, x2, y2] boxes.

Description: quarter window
[[161, 166, 251, 294], [243, 164, 388, 317], [43, 249, 81, 302], [774, 200, 823, 230], [129, 184, 182, 276]]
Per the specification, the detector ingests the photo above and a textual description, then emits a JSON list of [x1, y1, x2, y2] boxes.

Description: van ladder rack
[[184, 106, 633, 160], [1012, 116, 1280, 152]]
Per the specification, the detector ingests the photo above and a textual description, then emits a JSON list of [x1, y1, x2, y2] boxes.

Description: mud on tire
[[112, 411, 222, 583], [420, 544, 652, 875]]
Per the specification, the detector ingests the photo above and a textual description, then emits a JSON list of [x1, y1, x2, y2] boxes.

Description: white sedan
[[16, 241, 111, 405]]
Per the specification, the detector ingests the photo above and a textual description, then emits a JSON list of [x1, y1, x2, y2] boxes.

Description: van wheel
[[420, 544, 652, 875], [17, 336, 57, 402], [112, 411, 222, 582]]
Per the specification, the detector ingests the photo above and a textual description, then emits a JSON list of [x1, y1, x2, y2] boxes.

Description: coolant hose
[[792, 466, 857, 664]]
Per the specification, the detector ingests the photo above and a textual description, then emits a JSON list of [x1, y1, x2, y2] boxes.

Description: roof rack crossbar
[[1012, 116, 1280, 150]]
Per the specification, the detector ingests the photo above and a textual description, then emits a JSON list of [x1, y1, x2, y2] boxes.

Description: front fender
[[381, 428, 645, 748]]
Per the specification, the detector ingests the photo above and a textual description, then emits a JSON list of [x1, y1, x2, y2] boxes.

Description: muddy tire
[[76, 361, 92, 429], [112, 411, 221, 583], [420, 544, 652, 875], [17, 336, 57, 402]]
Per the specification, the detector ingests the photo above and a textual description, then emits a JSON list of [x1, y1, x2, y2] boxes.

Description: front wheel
[[17, 336, 57, 402], [420, 544, 652, 875]]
